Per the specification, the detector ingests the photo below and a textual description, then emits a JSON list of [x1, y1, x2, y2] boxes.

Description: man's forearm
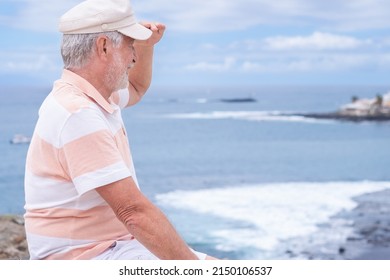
[[97, 177, 199, 260], [123, 195, 199, 260], [126, 22, 165, 106], [126, 44, 154, 106]]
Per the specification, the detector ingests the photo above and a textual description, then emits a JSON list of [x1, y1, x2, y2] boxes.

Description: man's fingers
[[140, 21, 165, 33]]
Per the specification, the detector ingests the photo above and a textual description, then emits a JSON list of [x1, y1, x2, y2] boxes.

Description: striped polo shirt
[[24, 69, 138, 259]]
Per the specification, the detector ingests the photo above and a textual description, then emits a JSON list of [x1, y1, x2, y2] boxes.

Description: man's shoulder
[[36, 82, 103, 140]]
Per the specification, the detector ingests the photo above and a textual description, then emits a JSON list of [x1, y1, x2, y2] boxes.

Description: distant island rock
[[220, 97, 257, 103], [297, 91, 390, 122]]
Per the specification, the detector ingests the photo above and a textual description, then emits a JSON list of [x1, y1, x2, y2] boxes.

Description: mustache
[[127, 59, 136, 69]]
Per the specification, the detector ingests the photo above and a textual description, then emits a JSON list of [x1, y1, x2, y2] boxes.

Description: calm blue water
[[1, 84, 390, 259]]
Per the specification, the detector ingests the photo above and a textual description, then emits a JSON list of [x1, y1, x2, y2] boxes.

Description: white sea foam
[[156, 181, 390, 258], [166, 111, 333, 124]]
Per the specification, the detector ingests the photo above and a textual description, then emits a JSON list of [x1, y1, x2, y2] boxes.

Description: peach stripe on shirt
[[62, 129, 124, 179], [26, 134, 70, 181], [25, 205, 130, 240]]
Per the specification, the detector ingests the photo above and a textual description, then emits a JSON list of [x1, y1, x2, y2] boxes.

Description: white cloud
[[135, 0, 390, 33], [240, 54, 376, 73], [135, 0, 260, 32], [231, 32, 379, 54], [240, 61, 267, 73], [3, 0, 390, 33], [263, 32, 368, 51], [0, 0, 79, 32], [185, 56, 236, 72], [182, 32, 390, 74], [0, 48, 60, 73]]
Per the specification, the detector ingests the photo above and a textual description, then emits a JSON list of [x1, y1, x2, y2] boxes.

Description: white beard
[[105, 52, 132, 92]]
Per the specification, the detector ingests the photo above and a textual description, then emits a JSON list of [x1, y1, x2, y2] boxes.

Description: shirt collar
[[61, 69, 115, 114]]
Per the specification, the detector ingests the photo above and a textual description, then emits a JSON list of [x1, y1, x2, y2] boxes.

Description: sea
[[1, 84, 390, 260]]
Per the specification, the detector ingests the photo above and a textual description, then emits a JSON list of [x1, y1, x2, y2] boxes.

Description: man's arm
[[96, 176, 199, 260], [127, 22, 166, 106]]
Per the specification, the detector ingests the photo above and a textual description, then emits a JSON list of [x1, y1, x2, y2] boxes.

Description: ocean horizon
[[1, 84, 390, 259]]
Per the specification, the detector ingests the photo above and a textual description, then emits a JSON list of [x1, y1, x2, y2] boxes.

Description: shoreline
[[340, 189, 390, 260], [1, 189, 390, 260], [282, 111, 390, 122], [299, 112, 390, 122], [295, 188, 390, 260]]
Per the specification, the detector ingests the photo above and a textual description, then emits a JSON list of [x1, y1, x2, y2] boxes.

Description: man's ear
[[96, 36, 108, 59]]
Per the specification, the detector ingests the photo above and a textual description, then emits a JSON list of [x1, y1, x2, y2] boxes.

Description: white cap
[[59, 0, 152, 40]]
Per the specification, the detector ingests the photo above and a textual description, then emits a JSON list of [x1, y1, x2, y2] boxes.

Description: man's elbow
[[115, 204, 144, 230]]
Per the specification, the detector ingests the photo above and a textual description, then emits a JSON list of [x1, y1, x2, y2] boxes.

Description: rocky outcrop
[[299, 110, 390, 122], [297, 93, 390, 122], [0, 215, 29, 260]]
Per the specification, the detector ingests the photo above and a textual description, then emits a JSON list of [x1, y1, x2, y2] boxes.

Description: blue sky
[[0, 0, 390, 87]]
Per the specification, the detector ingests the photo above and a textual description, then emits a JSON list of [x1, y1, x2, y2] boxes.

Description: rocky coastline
[[0, 215, 28, 260], [296, 189, 390, 260], [338, 189, 390, 260]]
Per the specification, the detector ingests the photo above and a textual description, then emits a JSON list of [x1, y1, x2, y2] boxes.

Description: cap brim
[[118, 23, 153, 40]]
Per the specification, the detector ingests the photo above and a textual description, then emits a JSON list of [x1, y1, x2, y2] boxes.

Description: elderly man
[[24, 0, 215, 260]]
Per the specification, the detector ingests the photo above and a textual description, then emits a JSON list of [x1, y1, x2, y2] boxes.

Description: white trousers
[[92, 239, 207, 260]]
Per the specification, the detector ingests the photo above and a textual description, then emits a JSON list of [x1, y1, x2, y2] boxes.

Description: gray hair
[[61, 31, 123, 70]]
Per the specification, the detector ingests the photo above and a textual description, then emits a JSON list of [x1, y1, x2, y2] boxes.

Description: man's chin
[[114, 79, 129, 92], [119, 81, 129, 90]]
